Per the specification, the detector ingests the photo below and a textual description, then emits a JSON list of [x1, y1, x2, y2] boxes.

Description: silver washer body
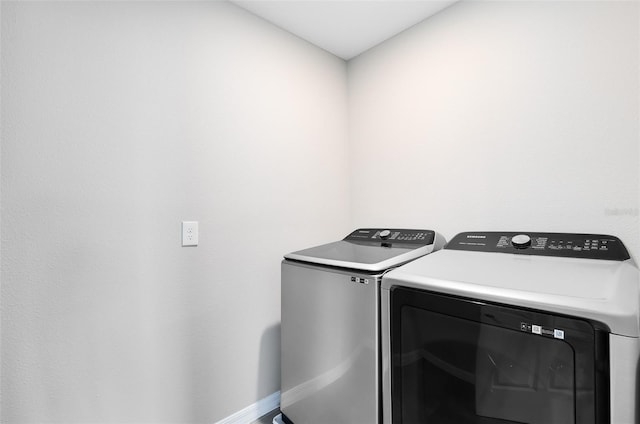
[[281, 230, 445, 423]]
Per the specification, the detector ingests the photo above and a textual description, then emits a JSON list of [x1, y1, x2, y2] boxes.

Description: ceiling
[[231, 1, 459, 60]]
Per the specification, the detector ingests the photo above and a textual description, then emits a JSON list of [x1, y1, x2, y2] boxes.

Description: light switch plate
[[182, 221, 198, 246]]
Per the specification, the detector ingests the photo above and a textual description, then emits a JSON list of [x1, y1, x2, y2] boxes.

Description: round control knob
[[379, 230, 391, 239], [511, 234, 531, 249]]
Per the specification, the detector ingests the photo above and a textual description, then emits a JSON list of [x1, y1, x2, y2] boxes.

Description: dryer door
[[389, 287, 610, 424]]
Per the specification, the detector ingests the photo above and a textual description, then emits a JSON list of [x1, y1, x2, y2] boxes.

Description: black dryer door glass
[[390, 288, 609, 424]]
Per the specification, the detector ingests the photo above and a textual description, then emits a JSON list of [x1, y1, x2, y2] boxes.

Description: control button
[[379, 229, 391, 239], [511, 234, 531, 249]]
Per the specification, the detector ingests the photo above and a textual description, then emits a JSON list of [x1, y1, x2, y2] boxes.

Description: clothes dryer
[[381, 231, 639, 424], [281, 228, 445, 424]]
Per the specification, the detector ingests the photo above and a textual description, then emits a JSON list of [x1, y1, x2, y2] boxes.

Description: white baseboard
[[214, 391, 280, 424]]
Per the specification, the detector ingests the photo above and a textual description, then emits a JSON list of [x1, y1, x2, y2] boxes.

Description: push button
[[511, 234, 532, 249], [379, 230, 391, 239]]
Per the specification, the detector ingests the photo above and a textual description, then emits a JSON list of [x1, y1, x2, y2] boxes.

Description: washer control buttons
[[379, 229, 391, 239], [511, 234, 532, 249]]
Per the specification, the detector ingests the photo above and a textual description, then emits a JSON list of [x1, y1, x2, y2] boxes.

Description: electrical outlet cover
[[182, 221, 198, 246]]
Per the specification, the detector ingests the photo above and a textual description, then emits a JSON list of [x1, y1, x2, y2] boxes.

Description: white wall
[[348, 0, 640, 260], [0, 1, 349, 422], [3, 1, 640, 423]]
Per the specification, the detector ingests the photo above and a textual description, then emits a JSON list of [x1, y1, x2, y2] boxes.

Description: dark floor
[[250, 408, 280, 424]]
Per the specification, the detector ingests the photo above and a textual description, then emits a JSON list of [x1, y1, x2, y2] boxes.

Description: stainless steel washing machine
[[381, 231, 639, 424], [281, 228, 445, 424]]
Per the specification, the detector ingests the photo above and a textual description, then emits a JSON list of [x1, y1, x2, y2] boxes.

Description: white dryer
[[381, 231, 639, 424]]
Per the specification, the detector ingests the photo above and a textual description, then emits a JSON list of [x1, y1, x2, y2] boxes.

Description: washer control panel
[[345, 228, 435, 246], [446, 231, 630, 261]]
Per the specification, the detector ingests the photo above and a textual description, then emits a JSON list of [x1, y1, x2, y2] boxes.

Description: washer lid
[[284, 228, 441, 272]]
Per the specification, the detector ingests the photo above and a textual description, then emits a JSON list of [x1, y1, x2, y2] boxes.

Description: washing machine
[[381, 231, 639, 424], [280, 228, 446, 424]]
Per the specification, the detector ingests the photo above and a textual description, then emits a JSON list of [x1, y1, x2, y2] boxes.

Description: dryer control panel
[[446, 231, 630, 261], [345, 228, 435, 246]]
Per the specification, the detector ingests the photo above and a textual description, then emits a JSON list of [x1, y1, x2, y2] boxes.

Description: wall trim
[[214, 391, 280, 424]]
